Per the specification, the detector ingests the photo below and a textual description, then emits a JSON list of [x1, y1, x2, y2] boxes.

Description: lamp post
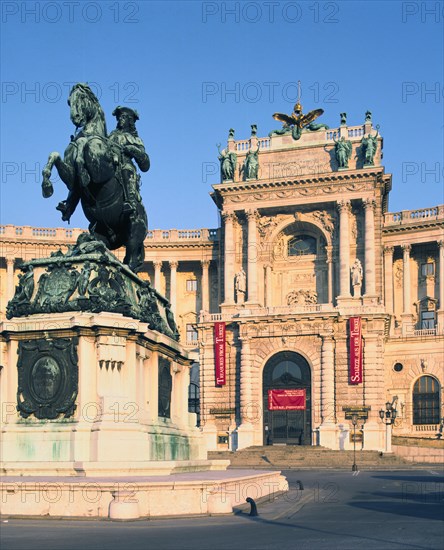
[[379, 397, 398, 453], [351, 413, 358, 472]]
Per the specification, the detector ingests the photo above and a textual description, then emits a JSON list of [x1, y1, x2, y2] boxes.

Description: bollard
[[296, 480, 304, 490], [246, 497, 258, 517]]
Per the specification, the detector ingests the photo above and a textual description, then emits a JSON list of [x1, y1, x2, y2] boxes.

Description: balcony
[[384, 206, 443, 226]]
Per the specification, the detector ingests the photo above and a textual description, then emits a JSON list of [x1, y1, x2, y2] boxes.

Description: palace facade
[[1, 112, 443, 452]]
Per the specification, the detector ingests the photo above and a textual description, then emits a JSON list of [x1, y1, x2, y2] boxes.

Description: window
[[186, 279, 198, 292], [186, 324, 198, 343], [188, 382, 200, 426], [288, 236, 317, 256], [421, 262, 435, 277], [413, 376, 440, 425], [393, 363, 404, 373], [421, 311, 435, 329]]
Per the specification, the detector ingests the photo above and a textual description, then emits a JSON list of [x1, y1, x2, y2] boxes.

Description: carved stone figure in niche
[[235, 268, 247, 304], [351, 259, 363, 297], [361, 127, 379, 166], [217, 145, 237, 181], [333, 136, 352, 169], [244, 146, 260, 179]]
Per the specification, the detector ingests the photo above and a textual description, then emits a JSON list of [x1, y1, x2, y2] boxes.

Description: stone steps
[[208, 446, 414, 469]]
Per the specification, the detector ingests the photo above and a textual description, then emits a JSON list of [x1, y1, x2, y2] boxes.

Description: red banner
[[349, 317, 363, 385], [268, 389, 306, 410], [214, 322, 226, 386]]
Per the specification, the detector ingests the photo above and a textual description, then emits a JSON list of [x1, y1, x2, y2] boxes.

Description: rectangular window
[[421, 311, 435, 329], [186, 279, 198, 292], [186, 324, 198, 342], [421, 263, 435, 277]]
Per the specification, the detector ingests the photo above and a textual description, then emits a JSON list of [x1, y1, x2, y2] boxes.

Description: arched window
[[413, 376, 440, 425], [288, 235, 317, 256]]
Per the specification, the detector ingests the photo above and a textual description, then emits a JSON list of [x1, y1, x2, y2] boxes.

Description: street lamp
[[351, 413, 358, 472], [379, 396, 398, 453]]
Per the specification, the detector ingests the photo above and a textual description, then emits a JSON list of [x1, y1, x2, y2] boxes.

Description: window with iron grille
[[413, 376, 440, 425], [288, 235, 317, 256]]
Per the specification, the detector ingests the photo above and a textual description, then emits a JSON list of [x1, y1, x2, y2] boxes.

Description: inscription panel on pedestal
[[17, 338, 79, 420]]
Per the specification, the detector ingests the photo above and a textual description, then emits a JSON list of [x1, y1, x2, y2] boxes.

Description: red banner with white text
[[268, 389, 306, 410], [349, 317, 363, 384], [214, 322, 226, 386]]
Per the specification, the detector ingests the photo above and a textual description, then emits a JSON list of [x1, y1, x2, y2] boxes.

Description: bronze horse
[[41, 83, 148, 272]]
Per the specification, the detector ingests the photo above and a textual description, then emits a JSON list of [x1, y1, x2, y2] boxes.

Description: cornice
[[382, 220, 444, 235], [213, 167, 386, 194]]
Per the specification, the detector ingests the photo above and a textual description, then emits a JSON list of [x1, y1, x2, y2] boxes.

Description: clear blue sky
[[1, 1, 443, 230]]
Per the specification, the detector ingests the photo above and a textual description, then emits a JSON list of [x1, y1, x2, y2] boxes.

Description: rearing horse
[[41, 83, 148, 273]]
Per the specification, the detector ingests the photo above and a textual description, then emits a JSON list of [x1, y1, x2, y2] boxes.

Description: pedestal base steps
[[0, 470, 288, 520]]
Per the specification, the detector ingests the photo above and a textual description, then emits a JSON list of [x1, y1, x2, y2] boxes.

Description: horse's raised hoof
[[42, 178, 54, 198]]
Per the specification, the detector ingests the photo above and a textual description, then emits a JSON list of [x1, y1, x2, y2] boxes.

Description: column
[[363, 198, 376, 296], [222, 212, 236, 305], [169, 261, 178, 315], [6, 257, 15, 301], [153, 261, 162, 292], [321, 336, 335, 423], [383, 246, 394, 313], [318, 335, 337, 449], [246, 209, 259, 304], [201, 260, 210, 312], [326, 245, 333, 304], [401, 244, 412, 315], [337, 200, 351, 298], [264, 264, 272, 307], [237, 337, 255, 449], [437, 241, 444, 331], [401, 244, 414, 335]]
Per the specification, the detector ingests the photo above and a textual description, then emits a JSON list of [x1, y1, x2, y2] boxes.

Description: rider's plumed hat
[[112, 106, 139, 121]]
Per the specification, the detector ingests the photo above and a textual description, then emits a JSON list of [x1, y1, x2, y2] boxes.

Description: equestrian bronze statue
[[41, 83, 149, 273]]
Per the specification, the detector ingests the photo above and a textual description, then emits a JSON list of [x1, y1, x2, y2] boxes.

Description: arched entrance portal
[[263, 351, 312, 445]]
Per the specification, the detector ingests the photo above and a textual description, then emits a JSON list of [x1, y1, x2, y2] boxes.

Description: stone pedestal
[[0, 312, 206, 472]]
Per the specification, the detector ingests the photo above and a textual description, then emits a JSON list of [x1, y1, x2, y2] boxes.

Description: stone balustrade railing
[[384, 206, 443, 226], [199, 303, 378, 323], [230, 125, 368, 153], [145, 228, 219, 242], [0, 225, 82, 242], [0, 225, 220, 245]]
